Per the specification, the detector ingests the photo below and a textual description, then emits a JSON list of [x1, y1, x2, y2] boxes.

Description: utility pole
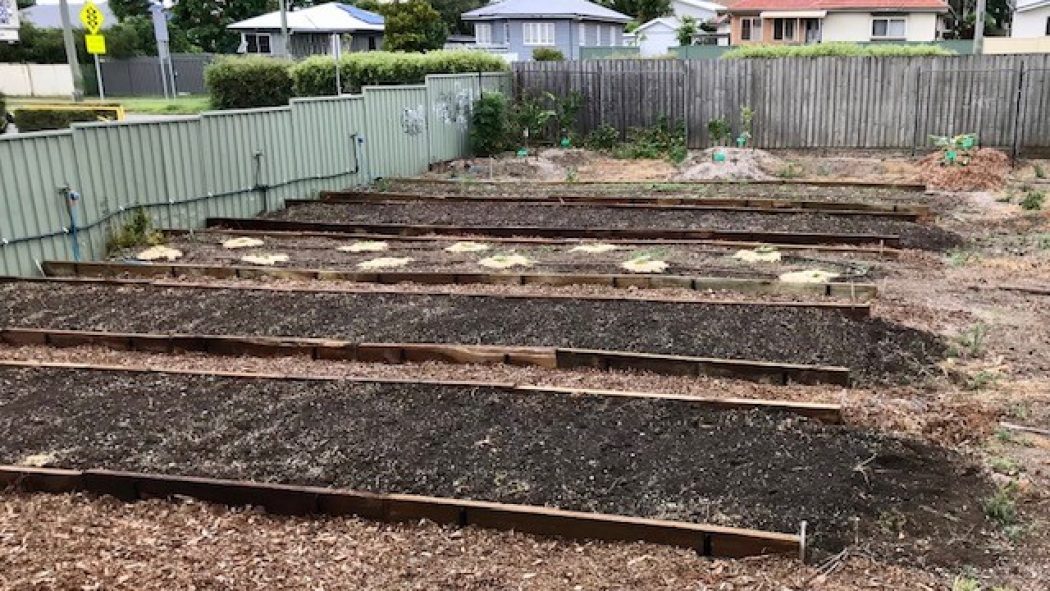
[[973, 0, 987, 54], [57, 0, 84, 101], [279, 0, 289, 57]]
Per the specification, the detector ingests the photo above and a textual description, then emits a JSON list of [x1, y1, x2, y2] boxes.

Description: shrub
[[107, 208, 163, 253], [291, 50, 509, 96], [205, 56, 295, 110], [584, 124, 620, 151], [0, 91, 6, 135], [13, 108, 112, 132], [722, 42, 953, 59], [470, 92, 512, 156], [532, 47, 565, 62], [983, 482, 1019, 527], [614, 118, 688, 163]]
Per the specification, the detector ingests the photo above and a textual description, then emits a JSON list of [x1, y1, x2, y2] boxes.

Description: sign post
[[60, 0, 85, 100], [80, 1, 106, 99]]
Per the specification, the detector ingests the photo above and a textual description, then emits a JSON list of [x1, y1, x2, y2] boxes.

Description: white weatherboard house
[[462, 0, 632, 61], [227, 2, 384, 58], [1013, 0, 1050, 37], [632, 0, 729, 56]]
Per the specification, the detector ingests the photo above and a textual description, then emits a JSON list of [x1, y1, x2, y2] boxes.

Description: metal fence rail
[[515, 54, 1050, 153], [0, 73, 512, 277]]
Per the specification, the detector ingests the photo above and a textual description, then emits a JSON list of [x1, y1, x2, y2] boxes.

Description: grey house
[[462, 0, 632, 61], [228, 2, 383, 59]]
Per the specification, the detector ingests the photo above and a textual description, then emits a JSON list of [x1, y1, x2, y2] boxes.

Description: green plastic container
[[517, 148, 529, 158], [960, 136, 975, 150], [560, 137, 572, 148], [945, 150, 957, 164], [713, 149, 726, 163]]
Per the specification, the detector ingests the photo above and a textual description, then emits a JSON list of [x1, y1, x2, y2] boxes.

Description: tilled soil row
[[380, 181, 929, 205], [0, 366, 991, 564], [0, 282, 945, 383], [266, 202, 961, 251], [131, 232, 877, 280]]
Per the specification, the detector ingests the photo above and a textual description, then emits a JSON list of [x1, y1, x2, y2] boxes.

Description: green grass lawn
[[8, 95, 210, 115]]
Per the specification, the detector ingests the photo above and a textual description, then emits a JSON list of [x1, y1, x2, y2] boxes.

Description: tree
[[598, 0, 671, 24], [676, 16, 697, 46], [172, 0, 270, 54], [943, 0, 1012, 38], [381, 0, 447, 52], [429, 0, 487, 35], [108, 0, 151, 21]]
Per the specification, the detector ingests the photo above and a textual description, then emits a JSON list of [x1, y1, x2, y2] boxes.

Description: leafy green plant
[[775, 163, 804, 179], [930, 133, 978, 166], [956, 323, 988, 358], [470, 92, 512, 157], [552, 91, 583, 139], [966, 370, 998, 391], [512, 95, 556, 148], [990, 456, 1023, 476], [722, 42, 953, 59], [614, 117, 687, 164], [947, 248, 977, 267], [107, 209, 163, 253], [676, 16, 698, 46], [1034, 163, 1046, 179], [584, 124, 620, 151], [205, 56, 294, 109], [739, 105, 754, 146], [707, 117, 731, 146], [532, 47, 565, 62], [952, 577, 980, 591], [1021, 190, 1045, 211], [565, 167, 579, 183]]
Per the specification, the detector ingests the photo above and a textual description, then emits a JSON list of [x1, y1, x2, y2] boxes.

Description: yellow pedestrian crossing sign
[[86, 34, 106, 55], [79, 1, 105, 35]]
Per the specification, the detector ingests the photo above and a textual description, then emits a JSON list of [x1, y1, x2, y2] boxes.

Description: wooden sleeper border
[[41, 261, 879, 300], [0, 466, 802, 559], [206, 217, 903, 247], [313, 191, 930, 220], [0, 328, 853, 389], [386, 176, 928, 191]]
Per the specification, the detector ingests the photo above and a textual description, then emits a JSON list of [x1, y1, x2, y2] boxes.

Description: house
[[1012, 0, 1050, 38], [724, 0, 949, 45], [227, 2, 384, 58], [461, 0, 632, 61], [631, 1, 729, 56], [19, 0, 117, 30]]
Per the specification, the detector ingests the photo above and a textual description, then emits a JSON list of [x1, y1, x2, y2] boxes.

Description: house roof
[[634, 17, 682, 33], [1017, 0, 1050, 12], [727, 0, 948, 12], [462, 0, 632, 23], [20, 0, 117, 30], [674, 0, 729, 11], [228, 2, 384, 33]]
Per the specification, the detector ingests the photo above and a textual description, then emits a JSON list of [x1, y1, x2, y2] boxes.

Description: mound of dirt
[[919, 148, 1010, 192], [676, 148, 783, 181]]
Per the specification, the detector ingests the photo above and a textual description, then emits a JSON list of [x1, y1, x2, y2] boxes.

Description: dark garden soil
[[0, 282, 945, 384], [0, 366, 995, 566], [380, 180, 929, 206], [266, 202, 961, 251], [131, 232, 879, 281]]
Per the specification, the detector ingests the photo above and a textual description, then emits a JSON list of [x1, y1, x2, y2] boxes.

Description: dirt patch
[[0, 366, 995, 564], [0, 282, 946, 384], [920, 149, 1011, 192], [676, 148, 783, 181], [268, 202, 962, 251]]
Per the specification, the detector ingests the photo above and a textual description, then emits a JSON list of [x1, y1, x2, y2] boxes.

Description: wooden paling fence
[[514, 54, 1050, 155]]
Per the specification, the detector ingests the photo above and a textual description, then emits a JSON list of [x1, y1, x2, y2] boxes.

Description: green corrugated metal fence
[[0, 73, 511, 276]]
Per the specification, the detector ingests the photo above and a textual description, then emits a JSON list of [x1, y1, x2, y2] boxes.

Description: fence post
[[1011, 61, 1025, 161], [911, 67, 923, 156]]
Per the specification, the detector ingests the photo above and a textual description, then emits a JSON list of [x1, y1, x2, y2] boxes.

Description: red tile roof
[[728, 0, 948, 12]]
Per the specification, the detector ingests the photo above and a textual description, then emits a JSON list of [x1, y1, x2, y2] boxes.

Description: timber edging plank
[[205, 217, 903, 247], [0, 329, 852, 391], [41, 261, 878, 301], [384, 176, 928, 191], [310, 192, 928, 220], [0, 466, 801, 558]]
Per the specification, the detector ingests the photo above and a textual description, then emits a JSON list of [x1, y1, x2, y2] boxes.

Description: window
[[475, 23, 492, 45], [579, 22, 586, 46], [609, 25, 619, 46], [740, 17, 762, 41], [243, 33, 272, 54], [871, 17, 906, 39], [523, 22, 555, 46], [368, 36, 377, 51], [773, 18, 795, 41]]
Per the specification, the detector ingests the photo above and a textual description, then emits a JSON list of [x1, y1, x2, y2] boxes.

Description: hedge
[[721, 42, 954, 59], [13, 108, 112, 132], [205, 56, 295, 110], [290, 50, 509, 96], [0, 92, 6, 135]]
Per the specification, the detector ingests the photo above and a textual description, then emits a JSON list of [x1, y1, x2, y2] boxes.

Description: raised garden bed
[[264, 202, 959, 251], [0, 281, 944, 383], [0, 366, 992, 565]]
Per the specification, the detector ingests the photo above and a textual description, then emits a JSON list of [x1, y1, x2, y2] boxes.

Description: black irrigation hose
[[1, 134, 363, 248]]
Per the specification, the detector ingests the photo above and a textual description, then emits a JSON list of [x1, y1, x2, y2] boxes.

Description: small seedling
[[565, 167, 579, 183], [956, 323, 988, 358], [775, 163, 803, 179], [1020, 190, 1045, 211], [989, 456, 1023, 476], [965, 369, 998, 391], [1034, 163, 1046, 179], [952, 577, 980, 591], [947, 248, 977, 267], [983, 482, 1019, 527]]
